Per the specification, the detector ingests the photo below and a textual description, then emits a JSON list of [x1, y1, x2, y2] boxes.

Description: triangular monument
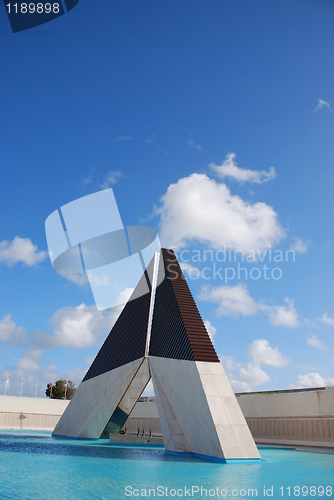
[[53, 249, 260, 463]]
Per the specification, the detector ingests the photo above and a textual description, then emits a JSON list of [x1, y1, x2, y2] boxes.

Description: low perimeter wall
[[121, 400, 162, 435], [236, 387, 334, 449], [1, 388, 333, 449], [0, 396, 69, 431]]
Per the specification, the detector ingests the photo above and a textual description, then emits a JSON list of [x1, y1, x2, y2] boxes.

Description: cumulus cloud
[[199, 284, 258, 318], [65, 368, 86, 386], [307, 334, 327, 351], [314, 99, 332, 112], [229, 363, 270, 392], [40, 303, 121, 349], [57, 270, 88, 286], [115, 288, 134, 306], [0, 314, 28, 344], [291, 372, 334, 389], [0, 237, 46, 267], [265, 298, 300, 328], [221, 355, 236, 372], [187, 139, 202, 151], [248, 339, 289, 367], [99, 170, 123, 189], [204, 320, 217, 343], [16, 350, 43, 373], [156, 173, 284, 251], [320, 313, 334, 326], [210, 153, 276, 184], [221, 338, 288, 392], [44, 364, 59, 383], [198, 284, 300, 327], [290, 238, 308, 254], [180, 262, 201, 279]]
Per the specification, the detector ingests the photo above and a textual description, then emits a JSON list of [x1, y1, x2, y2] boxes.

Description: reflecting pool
[[0, 431, 333, 499]]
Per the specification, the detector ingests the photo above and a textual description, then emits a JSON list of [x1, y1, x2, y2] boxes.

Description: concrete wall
[[122, 400, 162, 435], [236, 388, 334, 449], [1, 388, 333, 450], [0, 395, 69, 431]]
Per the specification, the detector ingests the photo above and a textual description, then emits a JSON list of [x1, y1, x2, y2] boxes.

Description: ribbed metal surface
[[149, 249, 220, 362], [83, 258, 154, 382], [148, 259, 194, 361]]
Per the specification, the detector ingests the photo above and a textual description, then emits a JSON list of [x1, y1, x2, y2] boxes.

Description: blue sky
[[1, 0, 334, 397]]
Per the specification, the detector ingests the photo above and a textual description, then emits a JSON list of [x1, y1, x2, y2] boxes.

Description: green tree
[[45, 379, 76, 400]]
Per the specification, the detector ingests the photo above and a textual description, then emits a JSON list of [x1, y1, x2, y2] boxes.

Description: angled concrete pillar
[[53, 256, 156, 439], [147, 249, 260, 462]]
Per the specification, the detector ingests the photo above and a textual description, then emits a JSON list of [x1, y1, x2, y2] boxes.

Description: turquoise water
[[0, 432, 333, 499]]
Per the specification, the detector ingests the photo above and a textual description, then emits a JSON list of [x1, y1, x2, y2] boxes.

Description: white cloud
[[57, 270, 88, 286], [314, 99, 332, 112], [290, 238, 308, 254], [115, 288, 134, 306], [221, 338, 288, 392], [157, 172, 284, 252], [320, 313, 334, 326], [291, 372, 334, 389], [210, 153, 276, 184], [16, 350, 43, 373], [80, 168, 96, 186], [99, 170, 123, 189], [44, 364, 59, 383], [221, 355, 236, 372], [0, 237, 46, 266], [229, 363, 270, 392], [115, 136, 133, 142], [265, 298, 300, 328], [45, 303, 120, 348], [145, 137, 168, 155], [304, 318, 317, 328], [199, 284, 300, 328], [187, 139, 202, 151], [307, 334, 327, 351], [0, 314, 28, 344], [248, 339, 289, 367], [85, 356, 95, 365], [65, 368, 86, 386], [180, 262, 201, 279], [199, 284, 258, 318], [204, 320, 217, 343]]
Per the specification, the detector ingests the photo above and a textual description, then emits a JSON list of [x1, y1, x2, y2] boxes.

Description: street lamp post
[[20, 378, 25, 397]]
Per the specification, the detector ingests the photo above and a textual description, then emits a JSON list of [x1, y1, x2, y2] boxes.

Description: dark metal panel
[[148, 260, 194, 361], [83, 258, 155, 382], [149, 249, 220, 363]]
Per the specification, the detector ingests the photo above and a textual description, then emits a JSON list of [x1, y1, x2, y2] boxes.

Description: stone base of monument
[[109, 434, 164, 445]]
